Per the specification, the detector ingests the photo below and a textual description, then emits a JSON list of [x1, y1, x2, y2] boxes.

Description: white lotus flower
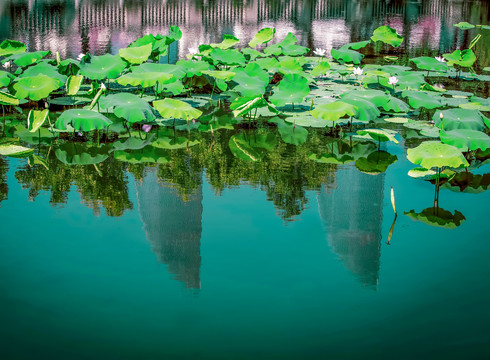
[[2, 61, 11, 69], [353, 67, 363, 76], [188, 47, 198, 55], [435, 56, 446, 63], [100, 82, 107, 90], [313, 48, 327, 57], [77, 53, 85, 61], [388, 76, 399, 85]]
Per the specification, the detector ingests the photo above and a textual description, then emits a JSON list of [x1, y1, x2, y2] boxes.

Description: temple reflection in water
[[318, 166, 384, 288], [136, 170, 203, 289], [0, 0, 488, 64]]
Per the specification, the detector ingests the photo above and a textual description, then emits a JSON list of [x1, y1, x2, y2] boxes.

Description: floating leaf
[[402, 90, 443, 109], [357, 129, 399, 144], [132, 63, 186, 79], [55, 143, 112, 165], [434, 109, 487, 131], [408, 167, 455, 181]]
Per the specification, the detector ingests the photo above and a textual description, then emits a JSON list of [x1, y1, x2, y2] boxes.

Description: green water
[[1, 139, 489, 358]]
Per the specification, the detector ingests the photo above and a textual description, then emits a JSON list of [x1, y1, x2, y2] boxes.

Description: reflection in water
[[318, 166, 384, 288], [136, 170, 203, 289], [0, 157, 8, 205], [0, 0, 488, 66]]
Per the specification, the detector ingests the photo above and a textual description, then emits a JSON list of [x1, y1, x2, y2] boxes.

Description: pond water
[[1, 0, 490, 359]]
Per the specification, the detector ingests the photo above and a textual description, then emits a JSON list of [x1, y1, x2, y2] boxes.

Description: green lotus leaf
[[114, 145, 170, 164], [355, 150, 398, 175], [404, 207, 465, 229], [153, 136, 200, 149], [343, 40, 371, 50], [27, 109, 49, 132], [433, 109, 487, 131], [264, 32, 308, 57], [0, 39, 26, 57], [175, 60, 211, 77], [440, 129, 490, 152], [54, 109, 113, 131], [269, 117, 308, 145], [211, 34, 240, 49], [116, 72, 174, 88], [210, 48, 246, 66], [371, 25, 403, 47], [229, 132, 277, 162], [252, 57, 279, 71], [0, 71, 15, 87], [272, 57, 304, 75], [340, 98, 380, 121], [55, 143, 112, 165], [453, 22, 475, 30], [410, 57, 449, 72], [153, 98, 202, 120], [129, 33, 169, 58], [402, 90, 443, 109], [249, 28, 276, 47], [240, 48, 264, 61], [310, 101, 357, 123], [155, 78, 185, 96], [232, 63, 269, 97], [66, 75, 84, 95], [381, 96, 411, 113], [0, 144, 33, 157], [58, 58, 80, 76], [13, 74, 62, 101], [80, 54, 127, 80], [440, 172, 490, 194], [119, 44, 152, 64], [131, 63, 186, 79], [270, 74, 310, 107], [379, 65, 412, 74], [331, 48, 364, 64], [231, 95, 277, 118], [384, 116, 409, 124], [311, 61, 331, 77], [202, 70, 236, 81], [407, 141, 469, 169], [357, 129, 399, 144], [459, 102, 490, 112], [0, 91, 20, 105], [443, 49, 476, 68], [99, 93, 155, 124], [408, 167, 455, 181], [198, 112, 238, 132], [20, 62, 67, 84], [113, 134, 155, 151], [5, 50, 50, 67]]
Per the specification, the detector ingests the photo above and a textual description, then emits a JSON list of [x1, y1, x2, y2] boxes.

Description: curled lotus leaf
[[310, 101, 357, 123], [371, 25, 404, 47], [240, 48, 264, 61], [99, 93, 156, 124], [440, 129, 490, 152], [119, 44, 152, 64], [404, 207, 465, 229], [209, 48, 246, 66], [0, 91, 20, 105], [80, 54, 127, 80], [231, 96, 278, 118], [13, 74, 63, 101], [0, 71, 15, 87], [357, 129, 399, 144], [27, 109, 49, 133], [407, 141, 469, 169], [54, 109, 113, 132], [210, 34, 240, 50], [443, 49, 476, 68], [249, 28, 275, 48], [0, 144, 33, 157], [454, 22, 475, 30], [153, 98, 202, 120], [408, 167, 455, 181]]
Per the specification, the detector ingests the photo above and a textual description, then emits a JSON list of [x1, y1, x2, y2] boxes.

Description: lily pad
[[434, 109, 487, 131], [99, 93, 156, 124], [13, 74, 62, 101], [80, 54, 127, 80], [153, 98, 202, 120], [407, 141, 469, 169], [54, 109, 113, 131], [270, 74, 310, 107]]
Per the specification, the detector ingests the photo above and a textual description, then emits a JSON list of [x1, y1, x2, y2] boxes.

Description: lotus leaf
[[114, 145, 170, 164], [443, 49, 476, 68], [0, 39, 26, 57], [202, 70, 236, 81], [253, 57, 279, 71], [116, 72, 174, 88], [210, 48, 246, 66], [119, 44, 152, 64], [371, 25, 403, 47], [240, 48, 264, 61], [113, 134, 155, 151], [310, 101, 357, 123], [355, 151, 398, 175], [156, 78, 185, 96], [408, 167, 455, 181], [340, 98, 380, 121], [410, 57, 449, 72], [54, 109, 113, 131], [308, 153, 355, 165], [153, 98, 202, 120], [272, 58, 304, 75], [270, 74, 310, 107], [0, 91, 20, 105], [402, 90, 443, 109], [459, 102, 490, 112], [264, 32, 308, 57], [434, 109, 487, 131], [331, 48, 364, 64], [311, 62, 331, 77], [407, 141, 469, 169], [453, 22, 475, 30], [27, 109, 49, 133], [232, 63, 269, 97], [20, 62, 67, 84], [441, 172, 490, 194], [66, 75, 84, 95], [231, 95, 277, 118], [99, 93, 156, 124], [55, 143, 112, 165], [404, 207, 465, 229], [269, 117, 308, 145], [80, 54, 127, 80], [5, 50, 50, 67], [175, 60, 211, 77], [0, 71, 15, 87], [229, 132, 277, 162], [13, 74, 62, 101], [440, 129, 490, 151], [132, 63, 186, 79], [211, 34, 240, 50], [357, 129, 399, 144], [249, 28, 276, 48]]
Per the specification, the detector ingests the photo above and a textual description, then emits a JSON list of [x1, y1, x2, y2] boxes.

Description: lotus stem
[[211, 80, 216, 101], [310, 98, 314, 110], [2, 104, 5, 135], [210, 124, 214, 138]]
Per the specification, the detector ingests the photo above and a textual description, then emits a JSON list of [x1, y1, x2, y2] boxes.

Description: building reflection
[[0, 0, 487, 65], [136, 169, 203, 289], [317, 166, 384, 289]]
